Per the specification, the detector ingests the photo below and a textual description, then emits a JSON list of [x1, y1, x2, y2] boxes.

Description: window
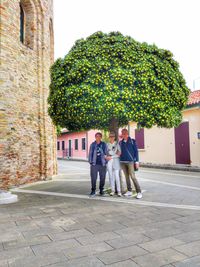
[[19, 0, 35, 49], [20, 4, 24, 43], [75, 139, 78, 150], [82, 138, 86, 150], [62, 141, 65, 150], [57, 141, 60, 151], [135, 128, 145, 149]]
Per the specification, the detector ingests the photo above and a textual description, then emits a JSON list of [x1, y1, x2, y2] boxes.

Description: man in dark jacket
[[119, 129, 142, 199], [88, 132, 107, 197]]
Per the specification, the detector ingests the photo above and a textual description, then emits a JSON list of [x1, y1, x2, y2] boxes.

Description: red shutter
[[135, 128, 144, 149]]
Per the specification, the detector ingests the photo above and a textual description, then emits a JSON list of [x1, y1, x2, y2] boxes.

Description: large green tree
[[48, 31, 189, 135]]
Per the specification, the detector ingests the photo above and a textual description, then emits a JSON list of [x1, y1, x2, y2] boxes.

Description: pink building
[[57, 129, 98, 160]]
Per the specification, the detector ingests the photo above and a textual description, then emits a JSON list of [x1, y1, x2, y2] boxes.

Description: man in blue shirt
[[119, 129, 142, 199], [88, 132, 107, 197]]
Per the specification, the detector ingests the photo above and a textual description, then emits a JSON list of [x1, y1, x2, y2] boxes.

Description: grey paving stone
[[174, 230, 200, 243], [32, 238, 80, 256], [175, 214, 200, 223], [106, 233, 150, 249], [22, 226, 64, 238], [0, 222, 17, 230], [0, 231, 24, 243], [173, 255, 200, 266], [8, 253, 67, 267], [62, 221, 101, 231], [175, 240, 200, 257], [138, 237, 185, 252], [0, 247, 34, 261], [64, 242, 113, 260], [3, 235, 51, 250], [49, 228, 92, 241], [97, 245, 147, 265], [107, 259, 140, 266], [144, 226, 184, 239], [48, 217, 76, 228], [134, 248, 187, 267], [114, 226, 144, 236], [86, 222, 125, 234], [16, 217, 53, 227], [76, 231, 119, 245], [47, 256, 104, 267], [118, 217, 155, 227]]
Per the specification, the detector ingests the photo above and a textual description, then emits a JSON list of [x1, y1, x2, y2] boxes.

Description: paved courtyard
[[1, 160, 200, 267]]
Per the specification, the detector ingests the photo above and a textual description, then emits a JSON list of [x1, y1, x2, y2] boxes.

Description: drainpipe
[[86, 131, 88, 159]]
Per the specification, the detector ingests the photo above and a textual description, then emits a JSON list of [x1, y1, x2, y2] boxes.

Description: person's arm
[[132, 139, 139, 162], [88, 143, 93, 164], [112, 143, 121, 158], [105, 143, 112, 160]]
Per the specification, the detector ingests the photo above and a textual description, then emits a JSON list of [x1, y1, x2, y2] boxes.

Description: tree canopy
[[48, 31, 189, 131]]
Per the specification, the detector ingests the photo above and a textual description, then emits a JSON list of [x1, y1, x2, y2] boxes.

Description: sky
[[54, 0, 200, 90]]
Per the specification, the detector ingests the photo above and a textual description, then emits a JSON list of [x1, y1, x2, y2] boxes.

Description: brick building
[[0, 0, 57, 189]]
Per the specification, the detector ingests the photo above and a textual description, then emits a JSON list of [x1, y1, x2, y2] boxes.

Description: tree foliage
[[48, 31, 189, 131]]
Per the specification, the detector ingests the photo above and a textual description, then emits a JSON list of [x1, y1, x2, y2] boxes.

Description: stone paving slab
[[48, 228, 92, 241], [138, 236, 185, 252], [173, 255, 200, 266], [133, 248, 187, 267], [76, 231, 120, 246], [31, 238, 81, 256], [64, 242, 113, 260], [7, 253, 67, 267], [174, 230, 200, 243], [107, 259, 140, 266], [22, 226, 65, 239], [0, 246, 34, 262], [174, 240, 200, 257], [97, 245, 147, 265], [2, 235, 51, 250], [105, 233, 150, 249], [46, 256, 104, 267]]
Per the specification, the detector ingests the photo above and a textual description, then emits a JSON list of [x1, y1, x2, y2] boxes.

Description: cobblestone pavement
[[1, 160, 200, 267]]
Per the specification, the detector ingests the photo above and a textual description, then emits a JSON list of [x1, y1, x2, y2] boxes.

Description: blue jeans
[[90, 165, 106, 193]]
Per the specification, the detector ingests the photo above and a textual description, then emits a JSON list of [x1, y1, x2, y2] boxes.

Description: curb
[[58, 158, 200, 172]]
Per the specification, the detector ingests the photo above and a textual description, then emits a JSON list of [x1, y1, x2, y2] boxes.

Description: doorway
[[174, 121, 191, 164]]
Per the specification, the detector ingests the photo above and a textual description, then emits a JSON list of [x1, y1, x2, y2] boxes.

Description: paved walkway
[[0, 161, 200, 266]]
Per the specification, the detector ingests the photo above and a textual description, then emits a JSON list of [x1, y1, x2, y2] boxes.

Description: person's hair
[[109, 131, 115, 137], [121, 128, 128, 133], [95, 132, 102, 137]]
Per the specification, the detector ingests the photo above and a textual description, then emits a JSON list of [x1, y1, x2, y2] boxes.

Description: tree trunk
[[109, 117, 119, 140]]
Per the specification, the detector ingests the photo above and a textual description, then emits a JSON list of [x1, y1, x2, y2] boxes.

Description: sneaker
[[110, 192, 115, 196], [123, 191, 132, 197], [118, 192, 122, 197], [99, 191, 105, 196], [89, 191, 95, 197], [136, 192, 142, 199]]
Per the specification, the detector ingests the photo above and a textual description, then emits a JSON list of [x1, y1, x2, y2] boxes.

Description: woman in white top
[[106, 132, 121, 196]]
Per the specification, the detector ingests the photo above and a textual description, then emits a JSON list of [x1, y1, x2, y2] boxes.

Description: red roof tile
[[187, 90, 200, 106]]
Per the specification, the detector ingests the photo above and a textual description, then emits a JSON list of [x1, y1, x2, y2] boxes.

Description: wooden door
[[174, 121, 190, 164]]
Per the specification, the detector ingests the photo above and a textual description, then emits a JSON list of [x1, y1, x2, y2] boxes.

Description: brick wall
[[0, 0, 57, 189]]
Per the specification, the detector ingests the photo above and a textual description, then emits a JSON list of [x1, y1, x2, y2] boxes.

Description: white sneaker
[[124, 191, 132, 197], [136, 192, 142, 199], [110, 192, 114, 196], [118, 192, 122, 197]]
